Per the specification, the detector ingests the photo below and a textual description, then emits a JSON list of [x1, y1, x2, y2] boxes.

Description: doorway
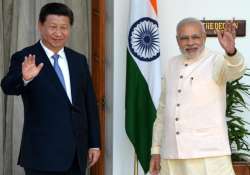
[[90, 0, 105, 175]]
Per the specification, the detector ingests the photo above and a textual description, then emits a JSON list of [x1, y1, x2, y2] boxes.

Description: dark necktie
[[52, 54, 66, 90]]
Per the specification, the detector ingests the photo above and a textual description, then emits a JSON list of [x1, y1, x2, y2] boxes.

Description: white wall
[[106, 0, 134, 174], [108, 0, 250, 174]]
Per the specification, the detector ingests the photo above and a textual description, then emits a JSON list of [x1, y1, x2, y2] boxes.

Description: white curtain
[[0, 0, 91, 174]]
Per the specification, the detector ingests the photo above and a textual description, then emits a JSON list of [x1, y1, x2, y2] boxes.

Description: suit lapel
[[34, 42, 71, 105]]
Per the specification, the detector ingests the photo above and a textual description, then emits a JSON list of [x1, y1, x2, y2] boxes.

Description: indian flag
[[125, 0, 161, 173]]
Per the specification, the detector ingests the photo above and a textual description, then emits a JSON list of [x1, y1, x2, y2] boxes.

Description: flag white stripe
[[128, 0, 161, 108]]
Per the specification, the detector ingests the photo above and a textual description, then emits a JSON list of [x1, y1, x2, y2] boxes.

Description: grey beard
[[180, 46, 205, 60]]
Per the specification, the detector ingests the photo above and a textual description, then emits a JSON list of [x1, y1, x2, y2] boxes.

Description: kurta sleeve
[[213, 51, 246, 85]]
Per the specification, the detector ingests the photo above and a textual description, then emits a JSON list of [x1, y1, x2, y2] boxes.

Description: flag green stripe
[[125, 50, 156, 173]]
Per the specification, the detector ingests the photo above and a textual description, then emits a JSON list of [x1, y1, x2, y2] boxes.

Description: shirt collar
[[40, 40, 65, 59]]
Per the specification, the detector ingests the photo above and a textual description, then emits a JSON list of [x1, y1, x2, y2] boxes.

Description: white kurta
[[151, 48, 246, 159]]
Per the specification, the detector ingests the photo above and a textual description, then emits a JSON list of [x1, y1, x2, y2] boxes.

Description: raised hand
[[22, 54, 44, 81], [216, 20, 237, 54]]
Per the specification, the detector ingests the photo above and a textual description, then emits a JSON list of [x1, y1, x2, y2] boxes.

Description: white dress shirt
[[40, 41, 72, 103]]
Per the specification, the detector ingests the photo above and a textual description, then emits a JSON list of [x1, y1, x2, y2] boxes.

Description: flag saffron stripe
[[150, 0, 158, 15]]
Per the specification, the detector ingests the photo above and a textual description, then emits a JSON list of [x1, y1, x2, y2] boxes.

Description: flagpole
[[134, 153, 138, 175]]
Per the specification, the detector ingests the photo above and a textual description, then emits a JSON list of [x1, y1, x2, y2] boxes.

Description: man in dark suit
[[1, 3, 100, 175]]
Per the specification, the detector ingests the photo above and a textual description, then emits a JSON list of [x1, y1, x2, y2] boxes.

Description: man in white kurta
[[150, 18, 246, 175]]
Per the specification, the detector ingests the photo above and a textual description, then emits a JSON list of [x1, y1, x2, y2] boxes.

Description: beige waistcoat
[[151, 48, 246, 159]]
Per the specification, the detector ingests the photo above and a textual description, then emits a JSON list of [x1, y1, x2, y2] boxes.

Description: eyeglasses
[[177, 34, 203, 42]]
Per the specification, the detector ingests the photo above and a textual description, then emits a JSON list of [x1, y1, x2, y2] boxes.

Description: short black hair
[[39, 3, 74, 26]]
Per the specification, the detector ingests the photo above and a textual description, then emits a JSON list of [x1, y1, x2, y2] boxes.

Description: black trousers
[[24, 153, 83, 175]]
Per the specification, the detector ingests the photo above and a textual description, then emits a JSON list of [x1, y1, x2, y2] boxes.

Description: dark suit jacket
[[1, 41, 100, 173]]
